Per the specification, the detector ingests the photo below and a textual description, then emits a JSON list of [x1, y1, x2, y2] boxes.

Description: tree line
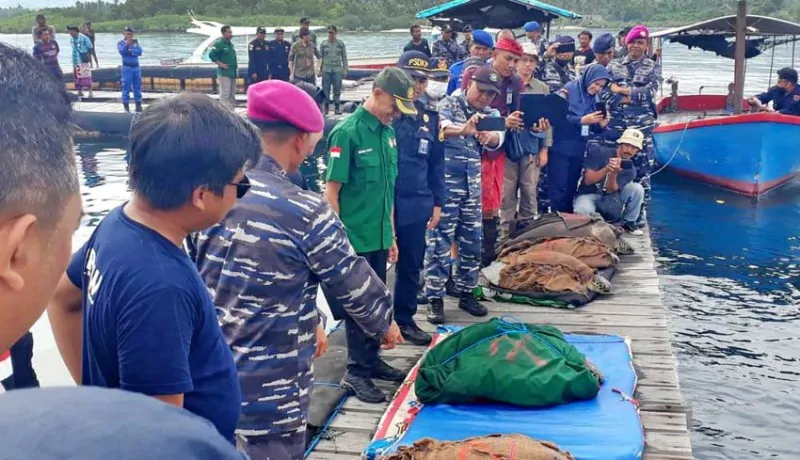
[[0, 0, 799, 33]]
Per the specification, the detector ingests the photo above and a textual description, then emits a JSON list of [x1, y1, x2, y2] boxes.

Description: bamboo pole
[[733, 0, 747, 114]]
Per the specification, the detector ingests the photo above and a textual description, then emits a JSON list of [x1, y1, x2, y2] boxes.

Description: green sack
[[415, 318, 603, 407]]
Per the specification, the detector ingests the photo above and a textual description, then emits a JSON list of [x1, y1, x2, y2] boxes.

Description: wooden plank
[[313, 431, 371, 456], [641, 411, 689, 433], [306, 452, 359, 460]]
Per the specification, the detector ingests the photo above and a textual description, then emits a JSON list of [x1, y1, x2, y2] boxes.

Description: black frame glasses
[[230, 175, 251, 199]]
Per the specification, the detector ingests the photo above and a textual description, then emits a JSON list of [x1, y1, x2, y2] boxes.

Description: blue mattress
[[372, 331, 643, 460]]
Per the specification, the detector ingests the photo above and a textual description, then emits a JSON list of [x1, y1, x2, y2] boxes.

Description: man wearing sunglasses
[[190, 80, 401, 459], [48, 93, 261, 443]]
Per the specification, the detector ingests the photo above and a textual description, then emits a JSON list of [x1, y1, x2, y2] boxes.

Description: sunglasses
[[229, 175, 251, 199]]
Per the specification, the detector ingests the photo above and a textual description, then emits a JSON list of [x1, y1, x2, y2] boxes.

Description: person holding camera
[[573, 128, 645, 235]]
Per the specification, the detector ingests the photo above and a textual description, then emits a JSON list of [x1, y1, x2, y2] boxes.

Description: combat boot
[[481, 217, 499, 267], [323, 102, 330, 114], [458, 292, 487, 317], [334, 103, 342, 115], [135, 102, 143, 113], [427, 298, 445, 325], [123, 103, 130, 113]]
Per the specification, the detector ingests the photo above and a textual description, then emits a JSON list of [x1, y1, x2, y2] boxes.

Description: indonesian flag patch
[[329, 146, 342, 158]]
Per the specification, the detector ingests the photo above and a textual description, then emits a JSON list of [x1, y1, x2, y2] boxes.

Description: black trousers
[[271, 66, 290, 81], [548, 147, 585, 213], [1, 332, 39, 390], [345, 250, 388, 377], [394, 220, 427, 326]]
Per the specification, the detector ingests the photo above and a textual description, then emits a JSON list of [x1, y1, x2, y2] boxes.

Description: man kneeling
[[573, 128, 645, 235]]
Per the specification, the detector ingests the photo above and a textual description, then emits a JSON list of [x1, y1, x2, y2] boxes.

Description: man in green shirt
[[289, 29, 320, 85], [208, 25, 238, 107], [324, 67, 417, 404], [319, 25, 348, 115], [291, 17, 317, 45]]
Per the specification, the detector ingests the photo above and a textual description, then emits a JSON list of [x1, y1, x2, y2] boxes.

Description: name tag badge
[[581, 125, 590, 137], [506, 91, 513, 105], [418, 138, 430, 156]]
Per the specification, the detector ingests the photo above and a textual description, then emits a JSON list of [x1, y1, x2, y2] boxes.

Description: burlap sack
[[383, 434, 575, 460], [496, 250, 595, 295], [498, 237, 619, 269]]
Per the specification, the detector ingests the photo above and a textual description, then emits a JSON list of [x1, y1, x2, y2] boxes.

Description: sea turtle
[[505, 212, 634, 256], [483, 250, 612, 296]]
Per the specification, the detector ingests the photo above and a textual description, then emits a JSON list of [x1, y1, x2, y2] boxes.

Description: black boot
[[458, 292, 488, 317], [445, 276, 459, 297], [371, 359, 406, 382], [481, 218, 499, 268], [334, 103, 341, 115], [427, 298, 445, 325], [135, 102, 143, 113], [399, 322, 432, 346], [341, 372, 386, 403], [123, 103, 130, 113], [323, 102, 330, 114]]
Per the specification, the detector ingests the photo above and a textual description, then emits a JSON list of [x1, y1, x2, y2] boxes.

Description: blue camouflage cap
[[429, 57, 450, 78], [471, 29, 494, 49], [523, 21, 541, 33], [592, 32, 615, 53]]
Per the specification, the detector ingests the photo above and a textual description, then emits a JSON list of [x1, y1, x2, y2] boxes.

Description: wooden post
[[733, 0, 747, 114]]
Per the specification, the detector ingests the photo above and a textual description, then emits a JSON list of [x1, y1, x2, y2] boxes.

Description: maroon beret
[[246, 80, 324, 133]]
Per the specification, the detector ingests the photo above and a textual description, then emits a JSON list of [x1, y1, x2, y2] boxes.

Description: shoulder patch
[[329, 146, 342, 158]]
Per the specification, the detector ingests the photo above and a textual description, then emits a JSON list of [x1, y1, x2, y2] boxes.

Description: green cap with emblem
[[374, 67, 417, 116]]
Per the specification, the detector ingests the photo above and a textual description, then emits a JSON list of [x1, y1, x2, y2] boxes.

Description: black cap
[[123, 26, 135, 33], [463, 57, 487, 72], [470, 66, 501, 94], [777, 67, 798, 84], [36, 14, 45, 20], [256, 27, 266, 34], [397, 51, 431, 78]]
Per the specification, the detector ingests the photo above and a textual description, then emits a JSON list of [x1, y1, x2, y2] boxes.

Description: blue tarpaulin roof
[[416, 0, 581, 30]]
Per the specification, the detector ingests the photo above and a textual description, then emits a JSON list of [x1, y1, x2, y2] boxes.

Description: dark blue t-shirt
[[0, 387, 247, 459], [67, 205, 242, 442], [578, 144, 637, 195]]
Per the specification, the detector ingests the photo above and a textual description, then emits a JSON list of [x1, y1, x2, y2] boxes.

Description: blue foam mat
[[373, 331, 643, 460]]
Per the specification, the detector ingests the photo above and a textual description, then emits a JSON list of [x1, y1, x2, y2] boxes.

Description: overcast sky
[[1, 0, 77, 8]]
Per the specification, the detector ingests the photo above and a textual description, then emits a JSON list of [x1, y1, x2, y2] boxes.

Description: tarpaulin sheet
[[378, 331, 643, 460]]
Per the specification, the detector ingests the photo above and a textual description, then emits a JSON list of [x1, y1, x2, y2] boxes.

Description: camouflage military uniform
[[425, 93, 504, 298], [606, 55, 659, 205], [432, 38, 463, 67], [541, 59, 576, 93], [189, 155, 393, 459]]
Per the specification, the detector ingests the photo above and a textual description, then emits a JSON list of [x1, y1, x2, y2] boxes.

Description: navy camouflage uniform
[[425, 93, 503, 299], [189, 156, 393, 459], [433, 38, 463, 67], [393, 94, 445, 326], [542, 59, 576, 93], [606, 55, 659, 204]]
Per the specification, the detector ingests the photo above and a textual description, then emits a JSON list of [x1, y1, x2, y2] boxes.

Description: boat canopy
[[415, 0, 581, 32], [651, 15, 800, 59]]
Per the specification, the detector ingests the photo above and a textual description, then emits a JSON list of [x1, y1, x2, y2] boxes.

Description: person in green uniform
[[208, 25, 238, 107], [289, 29, 320, 85], [319, 25, 349, 114], [291, 17, 317, 45], [324, 67, 417, 404]]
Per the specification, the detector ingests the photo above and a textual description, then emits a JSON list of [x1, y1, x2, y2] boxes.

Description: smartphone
[[476, 116, 506, 131], [594, 101, 607, 117], [621, 159, 634, 170]]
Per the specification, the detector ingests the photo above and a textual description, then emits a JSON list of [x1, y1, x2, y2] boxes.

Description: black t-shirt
[[574, 48, 595, 68], [404, 39, 431, 57], [578, 145, 636, 195]]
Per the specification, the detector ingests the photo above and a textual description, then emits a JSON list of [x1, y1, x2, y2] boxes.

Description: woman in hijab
[[548, 64, 611, 213]]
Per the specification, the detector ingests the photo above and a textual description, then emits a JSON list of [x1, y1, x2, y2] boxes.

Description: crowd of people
[[5, 14, 800, 460]]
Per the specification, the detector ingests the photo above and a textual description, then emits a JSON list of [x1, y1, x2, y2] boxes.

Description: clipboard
[[520, 93, 568, 128]]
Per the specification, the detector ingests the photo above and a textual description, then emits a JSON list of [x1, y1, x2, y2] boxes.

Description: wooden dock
[[308, 230, 694, 460]]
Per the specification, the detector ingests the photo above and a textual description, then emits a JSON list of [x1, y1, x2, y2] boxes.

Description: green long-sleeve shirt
[[208, 38, 238, 78], [320, 39, 348, 73]]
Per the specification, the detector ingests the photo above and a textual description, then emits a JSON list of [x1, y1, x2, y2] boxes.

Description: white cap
[[521, 42, 539, 58], [617, 128, 644, 150]]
